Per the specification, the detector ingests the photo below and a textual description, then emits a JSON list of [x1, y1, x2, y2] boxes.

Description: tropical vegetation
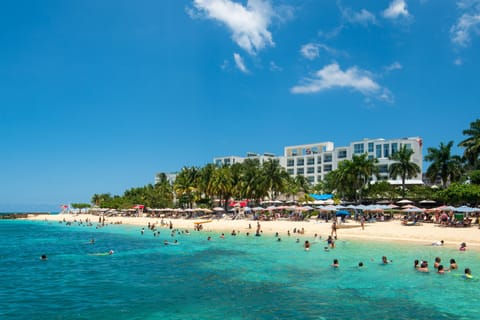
[[86, 118, 480, 208]]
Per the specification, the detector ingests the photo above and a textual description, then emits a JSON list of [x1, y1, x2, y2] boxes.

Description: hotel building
[[214, 137, 423, 186]]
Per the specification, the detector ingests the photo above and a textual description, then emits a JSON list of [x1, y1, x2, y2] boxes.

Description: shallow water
[[0, 220, 478, 320]]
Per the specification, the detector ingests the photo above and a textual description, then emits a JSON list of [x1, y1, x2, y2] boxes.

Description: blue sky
[[1, 0, 479, 211]]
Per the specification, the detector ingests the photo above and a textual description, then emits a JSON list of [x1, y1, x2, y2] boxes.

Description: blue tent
[[335, 210, 350, 217], [309, 194, 333, 201]]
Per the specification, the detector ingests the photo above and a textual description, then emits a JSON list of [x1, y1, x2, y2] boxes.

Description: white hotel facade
[[214, 137, 424, 186]]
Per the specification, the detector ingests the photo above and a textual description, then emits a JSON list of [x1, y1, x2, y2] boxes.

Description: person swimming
[[431, 240, 444, 246], [332, 259, 339, 268], [40, 254, 48, 260], [459, 242, 467, 251], [464, 268, 472, 279], [449, 258, 458, 270], [108, 250, 114, 255], [304, 240, 310, 251], [418, 261, 429, 273], [382, 256, 392, 264]]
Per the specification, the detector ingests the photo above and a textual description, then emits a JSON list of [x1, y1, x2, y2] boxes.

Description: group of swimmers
[[413, 256, 472, 278]]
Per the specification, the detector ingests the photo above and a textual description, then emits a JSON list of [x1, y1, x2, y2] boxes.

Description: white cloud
[[189, 0, 276, 55], [451, 0, 480, 47], [383, 0, 410, 19], [233, 52, 248, 73], [291, 63, 391, 102], [269, 61, 282, 71], [385, 62, 403, 72], [342, 8, 377, 26], [300, 43, 338, 60], [300, 43, 320, 60]]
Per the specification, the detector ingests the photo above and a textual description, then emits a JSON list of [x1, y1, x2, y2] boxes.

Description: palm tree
[[208, 165, 234, 211], [174, 166, 200, 208], [425, 141, 464, 188], [238, 158, 265, 203], [350, 154, 379, 202], [458, 118, 480, 169], [260, 159, 290, 200], [389, 145, 421, 197], [330, 154, 378, 202]]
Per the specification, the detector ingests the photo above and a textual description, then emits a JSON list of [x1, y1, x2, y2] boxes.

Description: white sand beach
[[25, 213, 480, 249]]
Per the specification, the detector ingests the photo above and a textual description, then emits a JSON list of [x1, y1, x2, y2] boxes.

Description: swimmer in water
[[40, 254, 48, 260], [464, 268, 472, 279], [304, 240, 310, 251]]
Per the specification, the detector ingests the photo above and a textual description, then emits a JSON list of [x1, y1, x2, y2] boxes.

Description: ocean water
[[0, 219, 478, 320]]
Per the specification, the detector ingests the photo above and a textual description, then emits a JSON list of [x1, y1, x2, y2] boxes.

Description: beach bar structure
[[213, 137, 423, 186]]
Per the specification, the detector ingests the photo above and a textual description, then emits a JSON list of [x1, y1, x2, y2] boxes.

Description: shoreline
[[22, 213, 480, 249]]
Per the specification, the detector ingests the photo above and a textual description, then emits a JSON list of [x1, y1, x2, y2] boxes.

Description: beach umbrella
[[397, 199, 413, 204], [252, 207, 264, 211], [454, 206, 480, 213], [435, 205, 455, 212], [419, 200, 436, 205], [212, 207, 225, 212], [401, 207, 424, 213]]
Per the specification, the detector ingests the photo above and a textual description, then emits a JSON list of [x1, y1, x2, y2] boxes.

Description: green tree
[[208, 165, 234, 211], [174, 166, 200, 208], [326, 154, 378, 202], [260, 159, 290, 200], [389, 145, 421, 197], [425, 141, 464, 188], [458, 118, 480, 169]]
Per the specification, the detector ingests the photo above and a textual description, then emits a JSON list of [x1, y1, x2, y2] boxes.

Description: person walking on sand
[[331, 220, 337, 238], [360, 216, 365, 230]]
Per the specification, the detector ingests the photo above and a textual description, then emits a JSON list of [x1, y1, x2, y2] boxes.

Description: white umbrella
[[397, 199, 413, 204], [212, 207, 225, 212]]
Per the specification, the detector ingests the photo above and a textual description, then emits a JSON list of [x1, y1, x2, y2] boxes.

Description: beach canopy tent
[[336, 210, 350, 217], [309, 194, 333, 201]]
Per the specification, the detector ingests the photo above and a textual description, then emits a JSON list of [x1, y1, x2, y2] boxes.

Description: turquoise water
[[0, 220, 478, 320]]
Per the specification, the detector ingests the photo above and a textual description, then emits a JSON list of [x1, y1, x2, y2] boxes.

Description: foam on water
[[0, 220, 478, 320]]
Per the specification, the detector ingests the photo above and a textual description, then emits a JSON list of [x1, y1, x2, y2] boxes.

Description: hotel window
[[392, 143, 398, 155], [225, 159, 231, 165], [324, 164, 332, 172], [287, 169, 294, 175], [368, 142, 374, 153], [307, 157, 315, 165], [337, 150, 347, 159], [307, 167, 315, 174], [307, 176, 315, 183], [376, 144, 382, 158], [378, 164, 388, 174], [368, 155, 374, 160], [317, 175, 322, 181], [287, 159, 294, 167], [383, 144, 389, 158], [215, 160, 222, 166], [297, 168, 304, 175], [324, 154, 332, 162], [317, 156, 322, 163], [353, 143, 364, 154], [317, 166, 322, 173], [405, 143, 412, 150], [297, 158, 305, 166]]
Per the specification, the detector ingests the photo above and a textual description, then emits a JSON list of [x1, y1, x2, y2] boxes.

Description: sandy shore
[[24, 213, 480, 249]]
